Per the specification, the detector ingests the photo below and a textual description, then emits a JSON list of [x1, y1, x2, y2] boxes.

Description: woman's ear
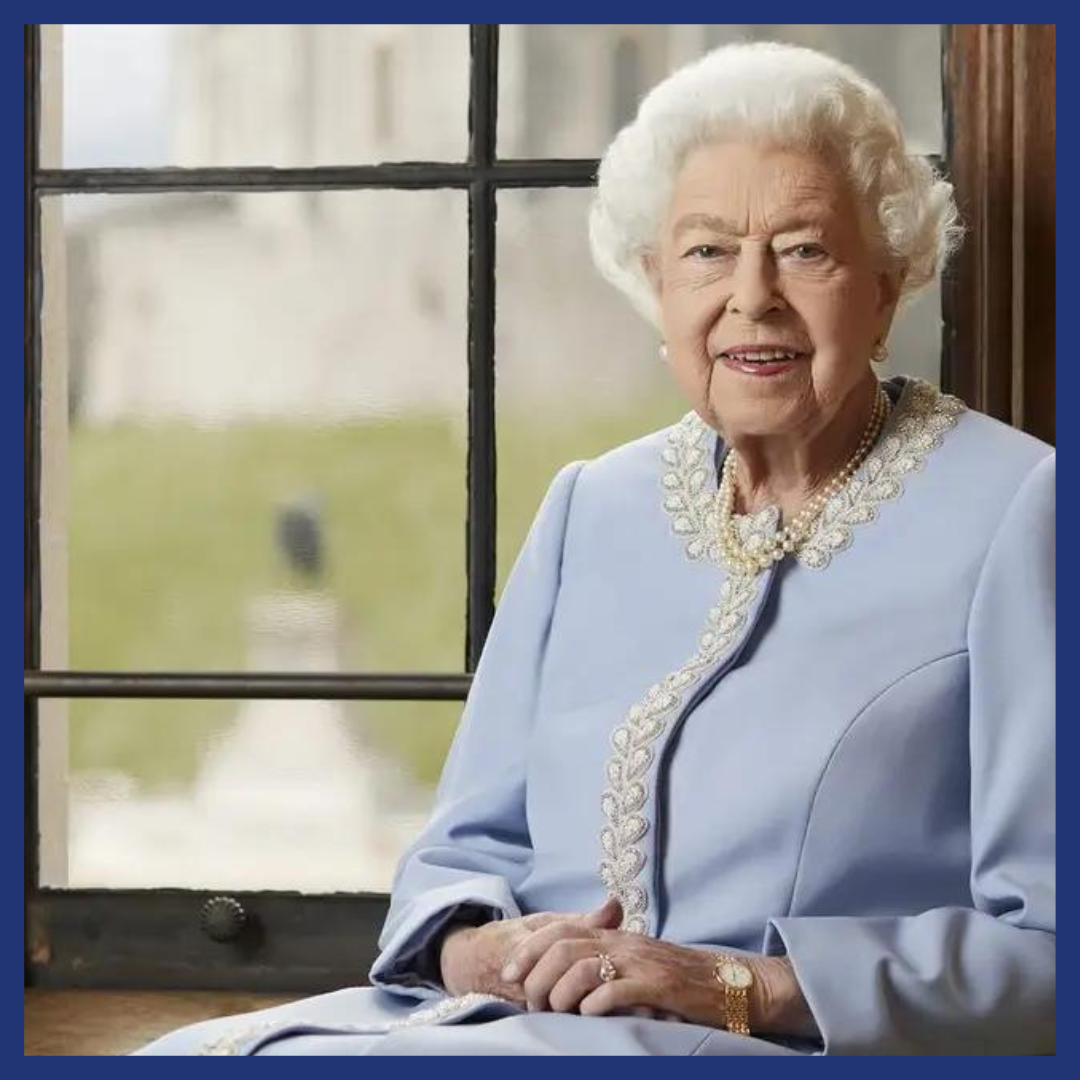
[[641, 251, 663, 295], [872, 265, 906, 347], [875, 263, 906, 318]]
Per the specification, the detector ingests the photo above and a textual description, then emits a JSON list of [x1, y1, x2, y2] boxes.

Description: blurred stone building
[[65, 24, 941, 426]]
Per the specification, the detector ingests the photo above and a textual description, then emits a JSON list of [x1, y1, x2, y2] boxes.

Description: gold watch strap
[[714, 954, 752, 1036], [722, 984, 751, 1036]]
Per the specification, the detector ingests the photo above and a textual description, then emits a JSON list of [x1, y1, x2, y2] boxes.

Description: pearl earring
[[659, 343, 668, 360], [871, 340, 890, 363]]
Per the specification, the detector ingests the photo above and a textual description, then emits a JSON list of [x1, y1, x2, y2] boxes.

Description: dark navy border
[[12, 10, 1066, 1072]]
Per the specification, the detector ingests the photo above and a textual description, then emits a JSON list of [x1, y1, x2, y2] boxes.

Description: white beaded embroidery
[[198, 992, 505, 1055], [796, 380, 965, 570], [599, 570, 761, 935], [598, 379, 964, 936], [660, 411, 724, 564]]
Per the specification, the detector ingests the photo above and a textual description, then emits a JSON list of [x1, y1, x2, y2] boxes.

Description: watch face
[[719, 960, 753, 989]]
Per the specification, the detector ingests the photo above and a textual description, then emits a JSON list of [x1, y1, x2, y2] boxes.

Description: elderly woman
[[137, 41, 1054, 1056]]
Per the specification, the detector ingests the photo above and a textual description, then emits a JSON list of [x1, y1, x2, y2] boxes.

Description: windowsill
[[24, 988, 298, 1056]]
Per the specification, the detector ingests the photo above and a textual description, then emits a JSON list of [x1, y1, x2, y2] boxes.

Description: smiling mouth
[[717, 348, 809, 364]]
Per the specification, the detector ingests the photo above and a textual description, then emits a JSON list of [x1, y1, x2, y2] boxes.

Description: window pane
[[498, 25, 942, 159], [494, 188, 942, 596], [44, 24, 468, 168], [51, 698, 459, 890], [43, 190, 467, 672], [495, 188, 687, 597]]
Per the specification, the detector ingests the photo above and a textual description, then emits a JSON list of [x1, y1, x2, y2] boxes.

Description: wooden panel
[[1013, 25, 1055, 443], [944, 25, 1055, 443], [25, 989, 297, 1056], [28, 890, 389, 992]]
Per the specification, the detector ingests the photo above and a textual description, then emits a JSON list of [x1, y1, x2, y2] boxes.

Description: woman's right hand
[[439, 897, 623, 1003]]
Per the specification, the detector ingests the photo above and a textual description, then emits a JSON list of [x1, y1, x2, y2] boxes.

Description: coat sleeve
[[368, 460, 586, 999], [765, 451, 1055, 1054]]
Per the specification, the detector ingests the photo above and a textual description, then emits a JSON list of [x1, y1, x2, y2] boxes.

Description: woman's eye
[[787, 243, 826, 260], [684, 244, 726, 259]]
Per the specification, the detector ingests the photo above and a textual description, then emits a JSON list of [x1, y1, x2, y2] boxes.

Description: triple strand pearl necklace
[[717, 386, 891, 576]]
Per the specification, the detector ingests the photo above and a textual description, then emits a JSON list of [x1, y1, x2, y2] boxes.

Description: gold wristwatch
[[713, 954, 754, 1035]]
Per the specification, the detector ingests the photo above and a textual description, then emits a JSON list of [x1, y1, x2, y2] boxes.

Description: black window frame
[[25, 24, 952, 991]]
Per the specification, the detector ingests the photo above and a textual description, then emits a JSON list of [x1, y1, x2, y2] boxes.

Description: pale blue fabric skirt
[[133, 986, 813, 1055]]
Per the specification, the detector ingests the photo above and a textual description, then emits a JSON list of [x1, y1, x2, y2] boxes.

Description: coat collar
[[660, 376, 966, 572]]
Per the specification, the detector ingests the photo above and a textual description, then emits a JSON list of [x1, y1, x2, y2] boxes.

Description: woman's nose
[[727, 251, 785, 319]]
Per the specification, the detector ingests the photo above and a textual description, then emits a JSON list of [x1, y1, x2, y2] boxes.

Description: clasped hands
[[438, 895, 804, 1032]]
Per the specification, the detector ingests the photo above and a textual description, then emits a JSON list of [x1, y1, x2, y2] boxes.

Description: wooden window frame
[[942, 24, 1055, 443]]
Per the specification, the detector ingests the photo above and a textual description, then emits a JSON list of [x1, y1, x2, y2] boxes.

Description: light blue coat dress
[[135, 376, 1055, 1055]]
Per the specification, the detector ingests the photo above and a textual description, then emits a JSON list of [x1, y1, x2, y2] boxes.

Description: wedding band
[[598, 953, 618, 983]]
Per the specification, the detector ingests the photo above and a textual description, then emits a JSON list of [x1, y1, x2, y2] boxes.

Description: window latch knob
[[200, 896, 247, 943]]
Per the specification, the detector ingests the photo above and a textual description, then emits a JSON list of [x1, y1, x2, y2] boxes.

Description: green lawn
[[68, 392, 687, 791]]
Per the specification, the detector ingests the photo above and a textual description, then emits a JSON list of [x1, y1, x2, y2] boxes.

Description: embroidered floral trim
[[599, 571, 760, 935], [660, 411, 722, 563], [796, 380, 965, 570], [661, 379, 965, 571], [201, 1021, 286, 1056], [198, 992, 505, 1055]]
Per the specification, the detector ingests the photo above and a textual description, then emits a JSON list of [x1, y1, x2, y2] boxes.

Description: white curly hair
[[588, 40, 963, 330]]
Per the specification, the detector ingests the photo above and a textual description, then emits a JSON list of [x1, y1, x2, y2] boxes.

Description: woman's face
[[644, 140, 903, 440]]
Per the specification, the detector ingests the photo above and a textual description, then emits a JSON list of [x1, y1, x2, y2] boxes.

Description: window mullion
[[465, 25, 499, 670], [26, 22, 43, 978]]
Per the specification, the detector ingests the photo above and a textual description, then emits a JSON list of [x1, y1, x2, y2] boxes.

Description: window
[[26, 24, 1051, 990], [612, 37, 642, 133], [373, 42, 395, 144]]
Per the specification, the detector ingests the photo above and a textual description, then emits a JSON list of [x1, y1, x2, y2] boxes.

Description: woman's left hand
[[500, 905, 800, 1032]]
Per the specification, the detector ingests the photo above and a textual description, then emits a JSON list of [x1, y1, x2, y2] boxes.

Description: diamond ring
[[597, 953, 618, 983]]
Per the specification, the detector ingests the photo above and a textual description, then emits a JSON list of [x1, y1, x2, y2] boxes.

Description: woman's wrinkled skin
[[441, 896, 814, 1035], [643, 140, 905, 520], [439, 900, 622, 1005]]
